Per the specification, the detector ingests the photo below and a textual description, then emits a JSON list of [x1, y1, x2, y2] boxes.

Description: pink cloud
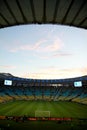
[[0, 65, 16, 69], [53, 53, 72, 57], [9, 39, 46, 52], [39, 38, 63, 52], [43, 40, 62, 52], [10, 48, 19, 52], [9, 37, 63, 53], [35, 51, 72, 60], [19, 39, 47, 51]]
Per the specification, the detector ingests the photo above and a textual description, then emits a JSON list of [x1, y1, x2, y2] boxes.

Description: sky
[[0, 24, 87, 79]]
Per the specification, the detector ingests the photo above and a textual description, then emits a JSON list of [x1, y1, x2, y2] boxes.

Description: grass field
[[0, 101, 87, 130], [0, 100, 87, 118]]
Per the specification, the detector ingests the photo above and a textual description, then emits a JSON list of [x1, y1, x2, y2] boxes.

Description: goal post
[[35, 111, 50, 118]]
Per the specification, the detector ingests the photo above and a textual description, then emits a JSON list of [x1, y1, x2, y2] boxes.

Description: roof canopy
[[0, 0, 87, 29]]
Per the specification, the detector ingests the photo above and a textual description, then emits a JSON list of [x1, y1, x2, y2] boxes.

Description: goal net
[[35, 111, 50, 118]]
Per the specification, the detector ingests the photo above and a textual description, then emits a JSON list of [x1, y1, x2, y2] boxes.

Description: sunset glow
[[0, 25, 87, 79]]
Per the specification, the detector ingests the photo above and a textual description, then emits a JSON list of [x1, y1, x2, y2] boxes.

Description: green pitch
[[0, 101, 87, 118]]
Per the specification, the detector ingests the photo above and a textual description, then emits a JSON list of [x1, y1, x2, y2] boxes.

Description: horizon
[[1, 72, 87, 80], [0, 24, 87, 79]]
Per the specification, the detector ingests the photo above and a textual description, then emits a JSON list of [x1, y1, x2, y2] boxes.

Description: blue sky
[[0, 24, 87, 79]]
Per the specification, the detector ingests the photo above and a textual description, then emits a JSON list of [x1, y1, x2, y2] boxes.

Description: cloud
[[79, 67, 87, 76], [19, 39, 47, 51], [22, 67, 87, 79], [0, 65, 16, 69], [35, 51, 72, 60], [9, 37, 63, 53], [9, 39, 46, 52], [42, 38, 63, 52], [10, 48, 19, 52], [52, 52, 72, 57]]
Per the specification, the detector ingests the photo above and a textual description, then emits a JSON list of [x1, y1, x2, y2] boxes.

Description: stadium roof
[[0, 0, 87, 29], [0, 73, 87, 84]]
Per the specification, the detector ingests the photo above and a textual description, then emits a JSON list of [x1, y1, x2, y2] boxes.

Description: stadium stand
[[0, 74, 87, 104]]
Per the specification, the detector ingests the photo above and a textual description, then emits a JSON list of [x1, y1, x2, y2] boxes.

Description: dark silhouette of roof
[[0, 0, 87, 29]]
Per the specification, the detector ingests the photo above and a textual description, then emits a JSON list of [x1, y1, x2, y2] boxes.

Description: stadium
[[0, 0, 87, 130], [0, 73, 87, 130]]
